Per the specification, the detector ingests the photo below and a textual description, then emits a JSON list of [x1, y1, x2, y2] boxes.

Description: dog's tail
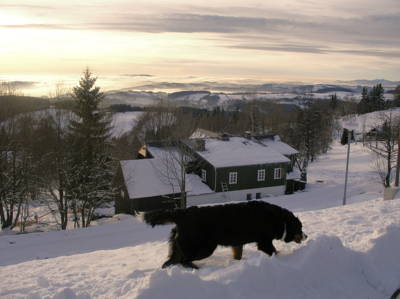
[[143, 209, 179, 227]]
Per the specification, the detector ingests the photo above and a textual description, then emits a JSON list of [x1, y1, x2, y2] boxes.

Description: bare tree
[[133, 101, 199, 208], [0, 118, 35, 230], [38, 84, 74, 229], [366, 111, 400, 187], [0, 82, 18, 96], [132, 99, 189, 142], [150, 141, 194, 208]]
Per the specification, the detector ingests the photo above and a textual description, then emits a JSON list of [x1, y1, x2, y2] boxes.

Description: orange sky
[[1, 0, 399, 95]]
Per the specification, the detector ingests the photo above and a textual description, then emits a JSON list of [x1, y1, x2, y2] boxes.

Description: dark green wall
[[197, 159, 216, 191], [215, 162, 288, 192], [286, 154, 297, 172]]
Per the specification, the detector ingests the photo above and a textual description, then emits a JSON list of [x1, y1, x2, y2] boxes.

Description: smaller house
[[115, 143, 215, 213]]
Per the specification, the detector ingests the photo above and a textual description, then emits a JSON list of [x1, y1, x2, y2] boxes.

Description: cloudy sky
[[1, 0, 399, 94]]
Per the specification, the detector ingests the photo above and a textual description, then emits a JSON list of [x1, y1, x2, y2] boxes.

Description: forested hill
[[0, 95, 50, 122]]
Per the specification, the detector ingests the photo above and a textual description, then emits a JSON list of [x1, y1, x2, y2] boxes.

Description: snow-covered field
[[341, 108, 400, 134], [111, 111, 143, 137], [1, 142, 400, 298]]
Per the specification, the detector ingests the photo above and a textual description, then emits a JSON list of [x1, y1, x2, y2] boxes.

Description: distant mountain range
[[336, 79, 400, 86], [102, 80, 398, 110]]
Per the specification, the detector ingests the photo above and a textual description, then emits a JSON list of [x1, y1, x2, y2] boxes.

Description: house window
[[257, 169, 266, 181], [274, 168, 282, 179], [256, 192, 261, 199], [229, 172, 238, 184], [246, 193, 252, 201], [201, 169, 207, 182], [120, 189, 125, 199]]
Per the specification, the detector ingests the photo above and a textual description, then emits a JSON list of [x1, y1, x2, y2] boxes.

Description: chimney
[[194, 139, 206, 151], [220, 133, 230, 141]]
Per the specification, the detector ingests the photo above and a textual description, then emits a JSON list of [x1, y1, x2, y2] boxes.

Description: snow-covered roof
[[121, 158, 182, 199], [256, 137, 299, 156], [186, 174, 214, 196], [193, 137, 290, 168], [121, 146, 213, 199]]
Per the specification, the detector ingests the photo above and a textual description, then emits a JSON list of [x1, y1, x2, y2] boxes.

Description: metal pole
[[395, 133, 400, 187], [343, 140, 350, 205]]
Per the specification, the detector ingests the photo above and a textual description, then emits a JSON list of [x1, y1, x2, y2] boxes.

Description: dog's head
[[282, 212, 307, 244]]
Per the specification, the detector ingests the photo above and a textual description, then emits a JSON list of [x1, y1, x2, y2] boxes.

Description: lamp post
[[341, 128, 354, 205]]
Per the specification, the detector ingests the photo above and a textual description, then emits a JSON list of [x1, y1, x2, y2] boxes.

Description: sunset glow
[[1, 0, 399, 95]]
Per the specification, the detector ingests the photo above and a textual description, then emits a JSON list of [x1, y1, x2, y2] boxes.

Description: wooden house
[[115, 135, 302, 214]]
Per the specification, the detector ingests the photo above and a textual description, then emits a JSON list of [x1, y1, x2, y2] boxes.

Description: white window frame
[[201, 169, 207, 182], [229, 172, 238, 184], [257, 169, 266, 181], [274, 168, 282, 180]]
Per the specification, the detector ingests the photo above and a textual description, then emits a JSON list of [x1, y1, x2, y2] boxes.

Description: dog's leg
[[163, 227, 203, 269], [232, 246, 243, 260], [162, 228, 186, 268], [180, 261, 199, 269], [162, 258, 176, 269], [257, 240, 277, 256], [162, 240, 188, 268]]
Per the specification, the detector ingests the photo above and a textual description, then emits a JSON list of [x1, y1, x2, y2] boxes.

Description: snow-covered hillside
[[111, 111, 143, 137], [1, 199, 399, 299], [341, 108, 400, 133], [101, 80, 398, 110], [103, 90, 357, 110], [1, 142, 400, 298]]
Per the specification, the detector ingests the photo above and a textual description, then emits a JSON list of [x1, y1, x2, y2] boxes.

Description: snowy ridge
[[341, 108, 400, 133], [101, 80, 398, 110]]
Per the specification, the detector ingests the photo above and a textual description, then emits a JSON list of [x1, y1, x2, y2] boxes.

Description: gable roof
[[120, 146, 213, 199], [190, 137, 290, 168]]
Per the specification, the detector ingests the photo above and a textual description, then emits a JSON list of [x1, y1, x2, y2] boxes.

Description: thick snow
[[186, 174, 214, 196], [196, 137, 290, 167], [120, 158, 183, 199], [258, 138, 299, 156], [266, 141, 381, 211], [1, 141, 400, 298], [1, 200, 399, 298]]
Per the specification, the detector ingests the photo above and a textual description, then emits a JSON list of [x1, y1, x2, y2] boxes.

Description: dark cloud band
[[1, 13, 398, 59]]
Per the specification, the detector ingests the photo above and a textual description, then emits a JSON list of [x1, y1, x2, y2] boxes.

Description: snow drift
[[137, 225, 400, 299], [1, 199, 400, 299]]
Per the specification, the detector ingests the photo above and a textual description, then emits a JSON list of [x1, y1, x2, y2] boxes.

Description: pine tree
[[357, 87, 370, 114], [370, 84, 385, 111], [392, 85, 400, 107], [66, 69, 115, 228], [357, 84, 385, 114], [330, 93, 338, 111]]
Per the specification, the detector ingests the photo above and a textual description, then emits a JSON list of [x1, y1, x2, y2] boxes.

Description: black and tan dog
[[144, 201, 307, 269]]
